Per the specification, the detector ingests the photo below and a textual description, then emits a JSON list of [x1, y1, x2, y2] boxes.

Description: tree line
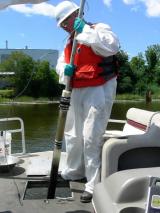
[[0, 44, 160, 100], [117, 44, 160, 101], [0, 51, 62, 99]]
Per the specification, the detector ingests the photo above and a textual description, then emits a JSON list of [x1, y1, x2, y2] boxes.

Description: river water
[[0, 101, 159, 153]]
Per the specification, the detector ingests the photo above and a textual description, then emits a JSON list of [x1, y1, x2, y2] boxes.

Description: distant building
[[0, 47, 59, 69]]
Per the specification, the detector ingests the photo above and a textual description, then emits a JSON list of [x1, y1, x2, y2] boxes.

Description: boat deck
[[0, 151, 93, 213]]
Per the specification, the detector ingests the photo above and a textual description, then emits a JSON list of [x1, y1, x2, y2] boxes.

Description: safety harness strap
[[98, 55, 119, 81]]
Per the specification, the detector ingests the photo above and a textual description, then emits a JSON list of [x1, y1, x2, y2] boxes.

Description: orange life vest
[[64, 39, 117, 88]]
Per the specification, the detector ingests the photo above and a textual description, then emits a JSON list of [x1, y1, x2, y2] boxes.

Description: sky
[[0, 0, 160, 58]]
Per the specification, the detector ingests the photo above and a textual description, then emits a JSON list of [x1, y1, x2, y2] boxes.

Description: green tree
[[144, 45, 160, 102], [116, 50, 134, 94], [30, 60, 62, 98], [1, 51, 62, 98], [148, 45, 160, 87], [130, 53, 146, 95], [1, 51, 34, 96]]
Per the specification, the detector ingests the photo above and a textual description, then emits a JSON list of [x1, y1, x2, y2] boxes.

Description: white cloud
[[0, 0, 48, 10], [4, 0, 160, 18], [102, 0, 160, 17], [131, 5, 139, 12], [103, 0, 112, 7], [141, 0, 160, 17], [9, 2, 55, 17], [123, 0, 137, 4], [122, 0, 160, 17]]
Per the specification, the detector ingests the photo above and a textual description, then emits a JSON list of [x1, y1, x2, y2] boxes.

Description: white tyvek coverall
[[56, 23, 119, 194]]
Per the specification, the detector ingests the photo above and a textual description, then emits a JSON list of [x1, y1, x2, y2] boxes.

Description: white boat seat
[[101, 108, 160, 181], [104, 107, 160, 138], [93, 168, 160, 213]]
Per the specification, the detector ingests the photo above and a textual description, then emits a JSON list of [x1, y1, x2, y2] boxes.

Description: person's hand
[[64, 64, 75, 77], [74, 17, 85, 33]]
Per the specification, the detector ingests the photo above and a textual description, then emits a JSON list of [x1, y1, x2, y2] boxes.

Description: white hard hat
[[55, 1, 79, 26]]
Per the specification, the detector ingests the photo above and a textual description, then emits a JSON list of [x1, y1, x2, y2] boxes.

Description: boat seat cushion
[[101, 108, 160, 181], [104, 108, 160, 138]]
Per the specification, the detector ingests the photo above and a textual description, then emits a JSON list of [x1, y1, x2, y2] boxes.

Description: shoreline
[[0, 99, 160, 105], [0, 100, 59, 105]]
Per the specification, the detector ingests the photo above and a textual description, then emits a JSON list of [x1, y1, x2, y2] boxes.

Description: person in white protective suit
[[54, 1, 120, 203]]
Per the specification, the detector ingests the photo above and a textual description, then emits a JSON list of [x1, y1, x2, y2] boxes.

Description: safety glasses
[[60, 16, 72, 28]]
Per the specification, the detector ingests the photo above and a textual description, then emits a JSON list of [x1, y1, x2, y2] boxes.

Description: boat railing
[[0, 117, 26, 155], [108, 119, 126, 124]]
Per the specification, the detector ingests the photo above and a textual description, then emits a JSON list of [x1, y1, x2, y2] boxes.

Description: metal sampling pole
[[47, 0, 86, 199]]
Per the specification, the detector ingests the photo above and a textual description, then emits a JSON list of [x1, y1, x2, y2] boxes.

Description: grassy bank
[[116, 94, 143, 101], [0, 95, 59, 103], [116, 93, 160, 101], [0, 89, 59, 103], [0, 90, 160, 103], [0, 94, 144, 103], [0, 89, 14, 98]]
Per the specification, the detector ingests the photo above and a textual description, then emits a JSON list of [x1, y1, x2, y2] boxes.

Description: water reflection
[[0, 104, 59, 153], [111, 100, 160, 120], [0, 101, 159, 153]]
